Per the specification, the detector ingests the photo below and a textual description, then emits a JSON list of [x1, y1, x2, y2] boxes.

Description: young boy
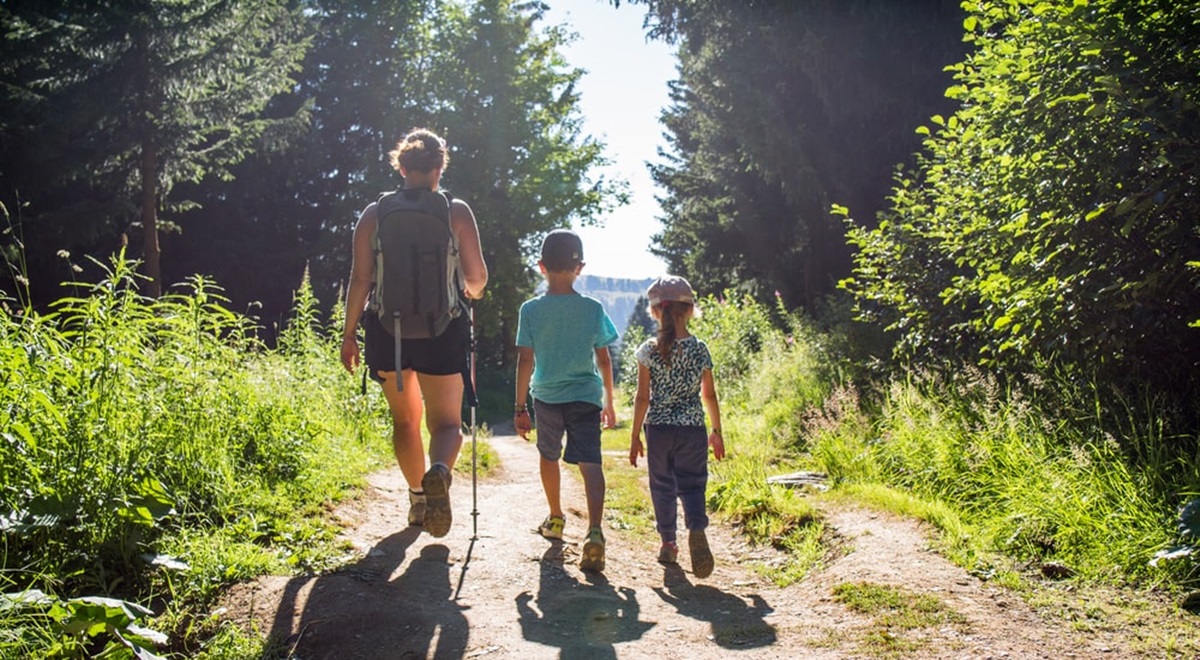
[[514, 229, 618, 572]]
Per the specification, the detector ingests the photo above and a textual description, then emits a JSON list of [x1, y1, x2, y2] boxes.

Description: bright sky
[[541, 1, 677, 279]]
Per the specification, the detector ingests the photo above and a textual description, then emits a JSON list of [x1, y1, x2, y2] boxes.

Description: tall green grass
[[1, 254, 392, 657], [801, 367, 1199, 586]]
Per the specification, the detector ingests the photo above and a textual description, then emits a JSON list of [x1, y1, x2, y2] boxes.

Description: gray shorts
[[533, 400, 602, 465]]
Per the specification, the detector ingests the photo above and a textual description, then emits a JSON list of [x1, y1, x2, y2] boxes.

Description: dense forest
[[2, 0, 1199, 656], [1, 0, 623, 376]]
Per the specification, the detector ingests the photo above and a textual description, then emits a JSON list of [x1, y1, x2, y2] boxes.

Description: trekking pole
[[469, 302, 479, 540]]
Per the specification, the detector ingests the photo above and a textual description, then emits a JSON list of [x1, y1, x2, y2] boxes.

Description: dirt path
[[220, 434, 1144, 659]]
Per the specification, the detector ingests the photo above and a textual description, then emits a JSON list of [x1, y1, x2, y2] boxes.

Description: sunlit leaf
[[141, 553, 191, 571], [0, 589, 53, 611], [1149, 545, 1193, 567]]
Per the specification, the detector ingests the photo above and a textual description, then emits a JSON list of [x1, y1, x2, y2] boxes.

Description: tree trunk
[[141, 140, 161, 298]]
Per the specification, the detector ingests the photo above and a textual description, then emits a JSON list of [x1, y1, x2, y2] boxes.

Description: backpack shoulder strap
[[376, 187, 451, 220]]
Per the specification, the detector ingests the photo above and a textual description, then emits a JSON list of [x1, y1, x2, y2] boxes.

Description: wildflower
[[57, 249, 70, 259]]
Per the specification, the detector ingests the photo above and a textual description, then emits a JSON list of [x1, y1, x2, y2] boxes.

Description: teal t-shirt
[[516, 292, 619, 408]]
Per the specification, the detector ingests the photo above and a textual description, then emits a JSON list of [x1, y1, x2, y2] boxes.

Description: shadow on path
[[652, 563, 777, 649], [515, 543, 655, 658], [267, 527, 469, 659]]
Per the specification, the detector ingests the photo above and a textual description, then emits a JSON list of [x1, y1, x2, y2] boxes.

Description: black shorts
[[363, 310, 470, 382]]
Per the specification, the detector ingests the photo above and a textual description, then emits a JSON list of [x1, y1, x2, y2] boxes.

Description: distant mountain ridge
[[575, 274, 654, 337]]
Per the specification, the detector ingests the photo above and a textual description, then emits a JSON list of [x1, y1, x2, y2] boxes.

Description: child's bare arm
[[514, 346, 534, 438], [701, 368, 725, 459], [595, 346, 616, 429], [629, 363, 650, 467]]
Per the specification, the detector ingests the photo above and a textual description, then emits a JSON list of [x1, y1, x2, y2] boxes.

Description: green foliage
[[0, 254, 389, 656], [843, 0, 1200, 399], [614, 294, 654, 393], [0, 0, 308, 297], [805, 370, 1199, 585], [833, 581, 965, 628], [690, 292, 777, 387], [617, 322, 648, 399], [421, 0, 628, 371], [633, 0, 965, 312], [277, 265, 324, 358], [691, 292, 840, 451], [0, 587, 168, 660], [170, 0, 624, 381]]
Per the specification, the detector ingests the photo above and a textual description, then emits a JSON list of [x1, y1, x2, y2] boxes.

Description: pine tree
[[0, 1, 307, 297]]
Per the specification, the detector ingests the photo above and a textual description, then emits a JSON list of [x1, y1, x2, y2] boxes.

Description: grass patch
[[456, 424, 498, 480], [1022, 582, 1200, 656], [832, 581, 967, 656]]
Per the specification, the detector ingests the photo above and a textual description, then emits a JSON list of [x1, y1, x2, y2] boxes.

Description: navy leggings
[[644, 424, 709, 543]]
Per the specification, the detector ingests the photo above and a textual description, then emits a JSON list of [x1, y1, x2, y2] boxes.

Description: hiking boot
[[539, 515, 565, 540], [657, 541, 678, 565], [689, 529, 714, 578], [580, 527, 606, 573], [421, 464, 453, 538], [407, 489, 426, 527]]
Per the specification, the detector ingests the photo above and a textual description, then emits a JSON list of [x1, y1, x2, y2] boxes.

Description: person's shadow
[[653, 563, 777, 648], [515, 543, 655, 659], [267, 528, 469, 659]]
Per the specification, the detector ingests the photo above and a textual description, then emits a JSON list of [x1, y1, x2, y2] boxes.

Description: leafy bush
[[691, 292, 777, 389], [806, 369, 1198, 584], [842, 0, 1200, 401], [0, 254, 389, 656]]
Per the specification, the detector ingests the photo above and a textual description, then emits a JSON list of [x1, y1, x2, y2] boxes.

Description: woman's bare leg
[[415, 372, 465, 469], [413, 372, 464, 538], [378, 369, 426, 490]]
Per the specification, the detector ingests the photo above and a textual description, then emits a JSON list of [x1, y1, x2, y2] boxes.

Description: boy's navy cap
[[647, 275, 695, 306], [540, 229, 584, 265]]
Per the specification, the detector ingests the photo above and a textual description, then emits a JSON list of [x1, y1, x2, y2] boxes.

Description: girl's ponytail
[[656, 301, 693, 367], [656, 301, 677, 366]]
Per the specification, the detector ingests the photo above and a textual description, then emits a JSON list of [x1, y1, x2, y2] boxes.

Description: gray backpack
[[370, 188, 463, 386]]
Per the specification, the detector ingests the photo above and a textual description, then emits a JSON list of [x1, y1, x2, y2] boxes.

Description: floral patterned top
[[634, 335, 713, 427]]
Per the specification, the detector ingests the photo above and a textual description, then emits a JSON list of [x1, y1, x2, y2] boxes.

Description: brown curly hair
[[388, 128, 449, 174]]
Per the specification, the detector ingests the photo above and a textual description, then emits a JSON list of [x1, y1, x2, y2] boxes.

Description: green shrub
[[806, 370, 1196, 584], [0, 254, 390, 656]]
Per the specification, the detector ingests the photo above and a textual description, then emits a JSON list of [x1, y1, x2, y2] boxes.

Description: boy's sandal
[[538, 515, 565, 540]]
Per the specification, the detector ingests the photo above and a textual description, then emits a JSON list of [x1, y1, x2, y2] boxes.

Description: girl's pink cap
[[647, 275, 695, 306]]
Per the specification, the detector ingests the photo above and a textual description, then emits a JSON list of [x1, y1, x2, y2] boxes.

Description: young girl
[[629, 275, 725, 578]]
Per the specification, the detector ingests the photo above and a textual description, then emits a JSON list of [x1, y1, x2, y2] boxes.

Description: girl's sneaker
[[580, 527, 606, 572], [539, 515, 565, 540], [689, 529, 714, 578], [657, 541, 678, 564]]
